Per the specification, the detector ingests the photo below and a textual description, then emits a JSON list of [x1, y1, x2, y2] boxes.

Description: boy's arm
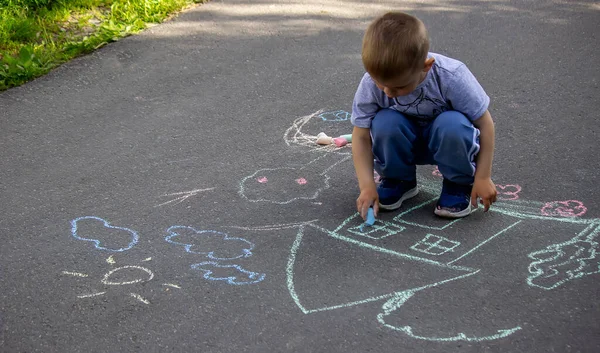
[[472, 110, 497, 211], [352, 126, 379, 219]]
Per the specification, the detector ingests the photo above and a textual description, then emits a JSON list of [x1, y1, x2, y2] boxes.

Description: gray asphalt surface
[[1, 0, 599, 352]]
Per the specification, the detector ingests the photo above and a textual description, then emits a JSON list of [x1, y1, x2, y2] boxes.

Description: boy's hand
[[356, 187, 379, 220], [471, 177, 497, 212]]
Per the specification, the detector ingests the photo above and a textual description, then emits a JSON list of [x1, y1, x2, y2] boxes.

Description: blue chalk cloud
[[191, 262, 265, 285], [165, 226, 254, 260], [70, 216, 139, 252]]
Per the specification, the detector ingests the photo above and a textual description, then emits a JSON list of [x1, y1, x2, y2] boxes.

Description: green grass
[[0, 0, 204, 91]]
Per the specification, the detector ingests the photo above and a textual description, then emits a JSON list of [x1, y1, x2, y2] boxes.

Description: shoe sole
[[434, 204, 474, 219], [378, 186, 419, 211]]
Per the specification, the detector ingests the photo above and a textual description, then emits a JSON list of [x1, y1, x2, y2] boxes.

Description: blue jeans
[[371, 109, 480, 185]]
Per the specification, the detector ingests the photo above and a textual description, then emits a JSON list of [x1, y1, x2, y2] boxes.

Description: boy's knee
[[431, 111, 473, 139], [371, 109, 412, 138]]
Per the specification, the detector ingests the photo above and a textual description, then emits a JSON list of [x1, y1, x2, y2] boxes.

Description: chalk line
[[156, 187, 216, 207], [447, 221, 522, 265], [78, 292, 106, 298], [130, 293, 150, 305], [101, 266, 154, 285], [162, 283, 181, 289], [62, 271, 88, 278]]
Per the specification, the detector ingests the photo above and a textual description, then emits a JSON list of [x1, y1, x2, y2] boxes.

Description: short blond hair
[[362, 12, 429, 81]]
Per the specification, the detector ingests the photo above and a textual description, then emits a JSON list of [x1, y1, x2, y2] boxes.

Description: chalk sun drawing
[[70, 216, 139, 252], [62, 256, 181, 305], [165, 226, 254, 260], [191, 262, 265, 285]]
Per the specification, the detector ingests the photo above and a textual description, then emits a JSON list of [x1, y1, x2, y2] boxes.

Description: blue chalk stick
[[360, 207, 376, 232], [365, 207, 375, 226]]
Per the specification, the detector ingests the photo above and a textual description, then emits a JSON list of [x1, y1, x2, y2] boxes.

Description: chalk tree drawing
[[70, 216, 139, 252], [527, 223, 600, 290], [271, 109, 599, 342], [62, 256, 181, 305], [191, 262, 265, 285]]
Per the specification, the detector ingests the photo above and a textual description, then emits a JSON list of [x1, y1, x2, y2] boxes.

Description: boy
[[352, 12, 497, 220]]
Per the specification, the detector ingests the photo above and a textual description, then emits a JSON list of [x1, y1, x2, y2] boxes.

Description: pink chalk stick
[[332, 137, 348, 147]]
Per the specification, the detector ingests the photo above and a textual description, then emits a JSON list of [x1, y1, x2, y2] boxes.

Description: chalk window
[[410, 234, 460, 255], [347, 223, 405, 239]]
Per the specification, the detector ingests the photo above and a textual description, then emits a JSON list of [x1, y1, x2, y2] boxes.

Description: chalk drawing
[[283, 110, 352, 155], [165, 226, 254, 260], [191, 262, 265, 285], [130, 293, 150, 305], [101, 265, 154, 285], [62, 271, 88, 278], [156, 187, 216, 207], [77, 292, 106, 299], [496, 184, 521, 201], [318, 110, 350, 122], [226, 220, 319, 232], [410, 234, 460, 256], [527, 222, 600, 290], [541, 200, 587, 217], [239, 167, 330, 204], [63, 255, 180, 305], [347, 220, 405, 240], [281, 168, 596, 341], [257, 176, 268, 183], [162, 283, 181, 289], [70, 216, 139, 252], [377, 288, 522, 342]]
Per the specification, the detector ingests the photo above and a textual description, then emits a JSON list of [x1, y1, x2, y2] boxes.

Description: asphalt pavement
[[1, 0, 599, 352]]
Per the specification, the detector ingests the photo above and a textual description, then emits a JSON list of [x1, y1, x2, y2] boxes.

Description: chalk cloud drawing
[[541, 200, 587, 217], [496, 184, 521, 201], [62, 256, 181, 305], [165, 226, 254, 260], [70, 216, 139, 252], [191, 262, 265, 285]]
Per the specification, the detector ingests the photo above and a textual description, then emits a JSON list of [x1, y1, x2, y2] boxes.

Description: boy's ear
[[422, 57, 435, 72]]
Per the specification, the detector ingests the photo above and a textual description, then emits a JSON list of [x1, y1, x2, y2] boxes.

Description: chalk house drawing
[[275, 110, 597, 342]]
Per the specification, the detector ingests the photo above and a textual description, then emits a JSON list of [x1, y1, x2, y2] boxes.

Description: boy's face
[[372, 58, 435, 98]]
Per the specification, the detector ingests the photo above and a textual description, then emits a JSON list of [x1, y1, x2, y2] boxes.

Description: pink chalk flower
[[541, 200, 587, 218], [295, 178, 308, 185]]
